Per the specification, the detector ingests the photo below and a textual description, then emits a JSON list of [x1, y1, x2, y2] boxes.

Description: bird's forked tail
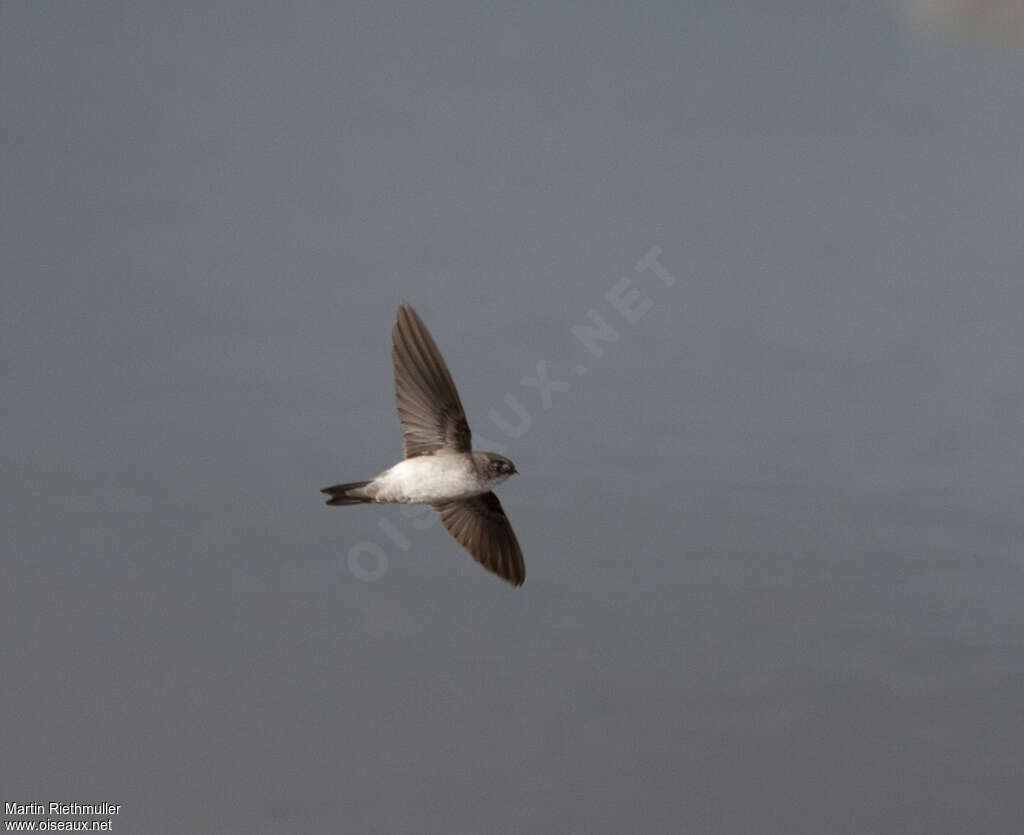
[[321, 480, 372, 506]]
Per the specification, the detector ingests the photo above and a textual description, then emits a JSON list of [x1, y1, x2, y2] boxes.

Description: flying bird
[[322, 302, 525, 586]]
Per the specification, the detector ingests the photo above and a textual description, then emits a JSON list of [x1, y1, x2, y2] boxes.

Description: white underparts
[[365, 454, 506, 504]]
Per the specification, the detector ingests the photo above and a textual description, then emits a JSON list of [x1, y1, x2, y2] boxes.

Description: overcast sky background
[[3, 2, 1023, 832]]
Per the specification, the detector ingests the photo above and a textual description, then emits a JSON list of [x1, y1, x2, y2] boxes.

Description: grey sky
[[3, 2, 1023, 833]]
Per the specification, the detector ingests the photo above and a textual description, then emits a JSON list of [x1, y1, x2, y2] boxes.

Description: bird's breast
[[372, 455, 484, 503]]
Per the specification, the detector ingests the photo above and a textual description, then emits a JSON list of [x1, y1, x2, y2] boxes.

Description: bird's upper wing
[[392, 302, 472, 457], [434, 492, 525, 586]]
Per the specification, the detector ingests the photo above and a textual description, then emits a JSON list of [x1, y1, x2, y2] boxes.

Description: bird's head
[[482, 453, 517, 483]]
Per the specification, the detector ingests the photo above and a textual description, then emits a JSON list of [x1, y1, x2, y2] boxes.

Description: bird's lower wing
[[433, 492, 525, 586]]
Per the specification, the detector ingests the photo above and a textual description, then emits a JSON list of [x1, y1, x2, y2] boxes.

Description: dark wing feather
[[392, 302, 472, 457], [434, 492, 525, 586]]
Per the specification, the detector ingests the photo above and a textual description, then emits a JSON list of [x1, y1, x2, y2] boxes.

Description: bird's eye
[[490, 460, 503, 471]]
